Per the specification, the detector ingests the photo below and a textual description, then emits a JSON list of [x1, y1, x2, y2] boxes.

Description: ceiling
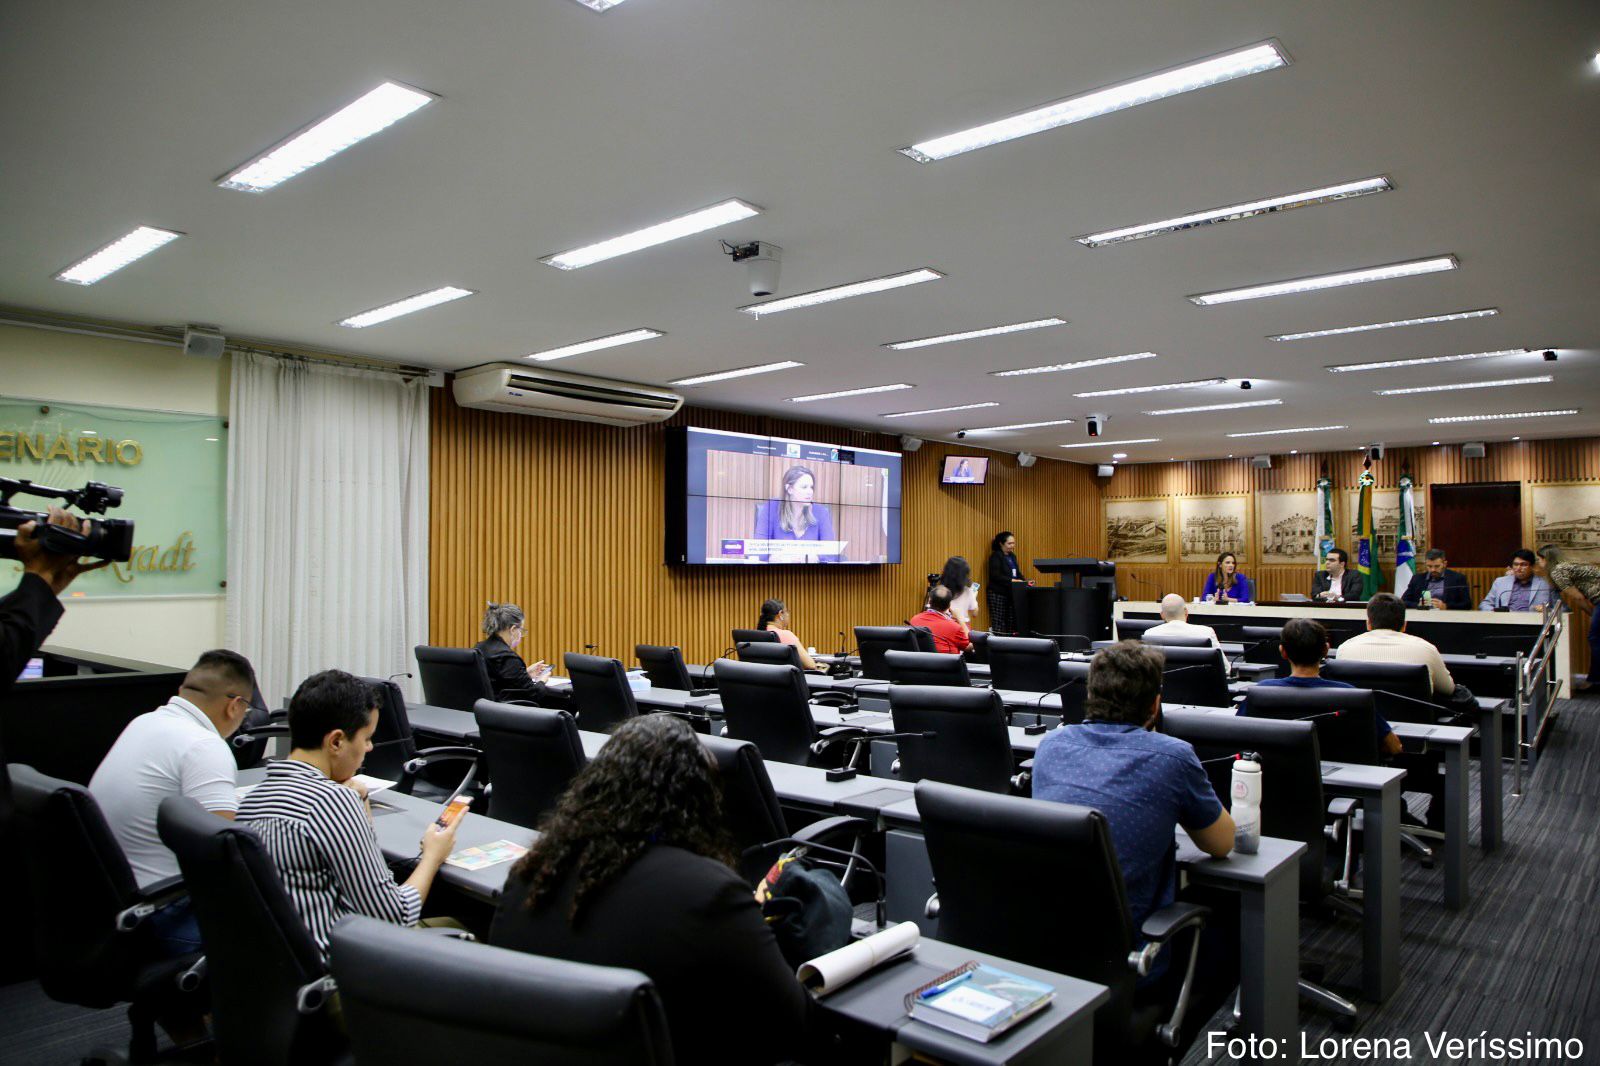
[[3, 0, 1597, 464]]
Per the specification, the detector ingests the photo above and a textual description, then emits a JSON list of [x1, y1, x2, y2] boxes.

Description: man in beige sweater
[[1337, 593, 1456, 696]]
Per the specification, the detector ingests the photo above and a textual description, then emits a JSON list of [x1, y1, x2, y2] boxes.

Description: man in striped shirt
[[237, 670, 461, 959]]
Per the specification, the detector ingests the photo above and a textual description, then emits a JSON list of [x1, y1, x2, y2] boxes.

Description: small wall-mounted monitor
[[941, 456, 988, 484]]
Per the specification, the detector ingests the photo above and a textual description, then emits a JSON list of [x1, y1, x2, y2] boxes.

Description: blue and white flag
[[1395, 473, 1417, 594]]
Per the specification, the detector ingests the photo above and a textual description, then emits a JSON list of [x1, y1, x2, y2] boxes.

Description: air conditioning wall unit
[[452, 363, 684, 427]]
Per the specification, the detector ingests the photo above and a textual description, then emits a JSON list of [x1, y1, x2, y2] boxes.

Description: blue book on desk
[[905, 962, 1055, 1042]]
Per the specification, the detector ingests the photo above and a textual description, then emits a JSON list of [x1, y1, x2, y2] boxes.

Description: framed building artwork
[[1104, 497, 1170, 563], [1177, 495, 1249, 563], [1530, 483, 1600, 564], [1257, 491, 1319, 564]]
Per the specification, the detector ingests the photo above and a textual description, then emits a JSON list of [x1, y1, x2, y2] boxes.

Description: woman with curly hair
[[490, 715, 808, 1063]]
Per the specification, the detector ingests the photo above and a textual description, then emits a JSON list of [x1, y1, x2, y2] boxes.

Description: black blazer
[[1402, 569, 1472, 610], [491, 845, 809, 1065], [0, 572, 65, 818], [1310, 569, 1364, 602], [473, 635, 545, 703], [987, 550, 1021, 588]]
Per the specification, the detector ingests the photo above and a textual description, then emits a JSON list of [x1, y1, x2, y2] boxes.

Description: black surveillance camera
[[1543, 350, 1558, 362], [956, 430, 967, 439], [1239, 379, 1253, 390]]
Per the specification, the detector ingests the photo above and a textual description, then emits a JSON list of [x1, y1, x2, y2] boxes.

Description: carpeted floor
[[5, 701, 1598, 1064], [1181, 696, 1600, 1064]]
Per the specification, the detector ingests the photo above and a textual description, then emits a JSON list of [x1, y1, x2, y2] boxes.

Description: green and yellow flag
[[1355, 469, 1384, 600]]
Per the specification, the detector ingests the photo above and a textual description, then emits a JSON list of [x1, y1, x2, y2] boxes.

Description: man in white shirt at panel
[[1142, 593, 1222, 647], [89, 649, 261, 957]]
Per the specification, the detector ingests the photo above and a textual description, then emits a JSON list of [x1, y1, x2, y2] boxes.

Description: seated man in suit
[[1242, 619, 1402, 756], [1143, 593, 1221, 647], [909, 584, 972, 655], [1337, 593, 1456, 697], [1311, 547, 1364, 602], [1033, 642, 1233, 979], [1479, 549, 1555, 611], [1402, 549, 1472, 610], [89, 649, 263, 957]]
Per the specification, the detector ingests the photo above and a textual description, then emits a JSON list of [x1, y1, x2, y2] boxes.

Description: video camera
[[0, 477, 134, 562]]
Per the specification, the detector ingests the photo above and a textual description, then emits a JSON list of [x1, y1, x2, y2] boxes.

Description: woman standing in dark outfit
[[474, 602, 550, 703], [986, 531, 1024, 634]]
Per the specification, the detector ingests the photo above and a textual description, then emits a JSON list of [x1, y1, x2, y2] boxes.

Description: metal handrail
[[1512, 606, 1565, 794]]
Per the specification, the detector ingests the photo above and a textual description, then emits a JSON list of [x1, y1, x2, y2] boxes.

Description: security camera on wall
[[1086, 413, 1108, 438]]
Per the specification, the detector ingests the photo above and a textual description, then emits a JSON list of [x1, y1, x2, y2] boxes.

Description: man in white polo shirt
[[89, 649, 261, 956], [1142, 593, 1222, 647]]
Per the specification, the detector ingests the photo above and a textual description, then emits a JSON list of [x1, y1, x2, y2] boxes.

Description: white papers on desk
[[797, 920, 920, 996]]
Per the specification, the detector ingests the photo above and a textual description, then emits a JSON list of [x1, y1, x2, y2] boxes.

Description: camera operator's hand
[[16, 507, 112, 595]]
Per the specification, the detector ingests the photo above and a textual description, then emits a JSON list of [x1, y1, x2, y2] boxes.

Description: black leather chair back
[[1115, 617, 1160, 640], [699, 733, 789, 883], [965, 630, 990, 664], [987, 635, 1060, 693], [1244, 686, 1383, 765], [415, 645, 494, 713], [1163, 711, 1328, 901], [731, 628, 779, 646], [357, 676, 421, 783], [1238, 626, 1291, 677], [1142, 632, 1215, 649], [563, 653, 639, 734], [10, 765, 166, 1007], [231, 682, 275, 770], [713, 659, 817, 766], [473, 701, 586, 828], [854, 626, 934, 680], [737, 641, 806, 669], [1054, 660, 1091, 725], [917, 780, 1141, 1050], [890, 687, 1012, 792], [634, 645, 694, 691], [158, 796, 342, 1065], [1154, 645, 1233, 708], [884, 650, 970, 687], [1322, 659, 1436, 722], [329, 917, 673, 1066]]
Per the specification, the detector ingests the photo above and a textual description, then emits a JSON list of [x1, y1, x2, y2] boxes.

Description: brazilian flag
[[1355, 470, 1385, 600]]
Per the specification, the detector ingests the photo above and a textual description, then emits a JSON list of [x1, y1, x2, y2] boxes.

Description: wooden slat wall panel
[[429, 392, 1101, 665], [1103, 438, 1600, 676]]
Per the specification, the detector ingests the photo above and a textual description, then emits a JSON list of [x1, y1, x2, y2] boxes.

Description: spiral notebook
[[904, 961, 1055, 1043]]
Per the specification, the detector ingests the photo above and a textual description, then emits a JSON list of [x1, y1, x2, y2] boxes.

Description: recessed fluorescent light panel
[[1074, 377, 1226, 398], [338, 286, 473, 328], [991, 352, 1158, 378], [1326, 348, 1530, 373], [1143, 398, 1283, 416], [883, 317, 1066, 350], [898, 41, 1288, 163], [55, 226, 183, 285], [542, 199, 760, 270], [1375, 375, 1551, 396], [1226, 425, 1349, 438], [788, 383, 913, 404], [883, 402, 1000, 419], [525, 328, 662, 362], [739, 269, 943, 317], [1427, 410, 1578, 424], [670, 361, 804, 387], [1189, 256, 1457, 306], [967, 418, 1077, 433], [1076, 176, 1390, 247], [1058, 437, 1160, 449], [1269, 308, 1498, 341], [218, 81, 435, 193], [570, 0, 627, 9]]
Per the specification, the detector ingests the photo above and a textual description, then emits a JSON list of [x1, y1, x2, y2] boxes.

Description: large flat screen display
[[667, 427, 901, 564]]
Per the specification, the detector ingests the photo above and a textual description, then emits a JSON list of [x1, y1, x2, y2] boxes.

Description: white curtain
[[226, 352, 429, 705]]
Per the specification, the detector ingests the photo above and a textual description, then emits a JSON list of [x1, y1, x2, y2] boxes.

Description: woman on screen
[[758, 598, 824, 671], [752, 465, 838, 562], [1202, 552, 1253, 604]]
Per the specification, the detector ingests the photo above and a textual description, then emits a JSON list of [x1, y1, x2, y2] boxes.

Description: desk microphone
[[1022, 675, 1088, 733], [745, 836, 888, 931], [1226, 636, 1280, 673], [386, 671, 414, 685]]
